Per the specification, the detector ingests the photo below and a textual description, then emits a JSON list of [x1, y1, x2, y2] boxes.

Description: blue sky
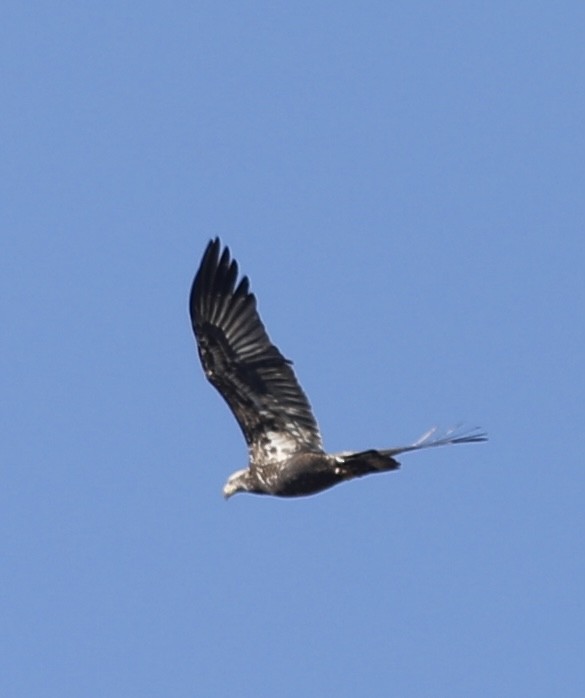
[[2, 2, 584, 696]]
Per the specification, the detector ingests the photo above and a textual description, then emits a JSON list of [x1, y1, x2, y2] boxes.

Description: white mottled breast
[[258, 430, 298, 462]]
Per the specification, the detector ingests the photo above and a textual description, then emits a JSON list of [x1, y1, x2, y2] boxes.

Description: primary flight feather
[[189, 238, 486, 498]]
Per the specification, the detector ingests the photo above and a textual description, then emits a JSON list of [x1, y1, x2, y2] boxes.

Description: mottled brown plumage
[[189, 239, 486, 498]]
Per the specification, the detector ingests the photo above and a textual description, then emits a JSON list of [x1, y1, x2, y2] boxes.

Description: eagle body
[[222, 451, 400, 498], [189, 239, 486, 499]]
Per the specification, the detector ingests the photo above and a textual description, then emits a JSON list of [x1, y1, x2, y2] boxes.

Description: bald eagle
[[190, 239, 486, 498]]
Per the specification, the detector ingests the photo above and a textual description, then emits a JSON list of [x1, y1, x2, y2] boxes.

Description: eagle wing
[[190, 239, 323, 464]]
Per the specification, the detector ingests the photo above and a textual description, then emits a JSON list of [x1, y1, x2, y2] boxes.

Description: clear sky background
[[2, 2, 584, 696]]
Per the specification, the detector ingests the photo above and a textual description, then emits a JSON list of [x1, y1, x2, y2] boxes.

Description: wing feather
[[189, 239, 323, 464]]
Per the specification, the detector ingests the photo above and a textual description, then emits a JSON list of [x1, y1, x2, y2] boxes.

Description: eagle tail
[[336, 450, 401, 478]]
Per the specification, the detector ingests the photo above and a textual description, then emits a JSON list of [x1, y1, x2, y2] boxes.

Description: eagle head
[[222, 468, 254, 499]]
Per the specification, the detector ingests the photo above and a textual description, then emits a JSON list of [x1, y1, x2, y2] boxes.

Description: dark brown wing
[[189, 239, 323, 465]]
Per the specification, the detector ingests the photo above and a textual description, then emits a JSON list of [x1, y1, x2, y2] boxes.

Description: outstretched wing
[[376, 425, 488, 457], [189, 239, 323, 464]]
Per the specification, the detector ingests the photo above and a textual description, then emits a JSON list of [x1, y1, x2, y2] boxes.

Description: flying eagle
[[190, 239, 486, 499]]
